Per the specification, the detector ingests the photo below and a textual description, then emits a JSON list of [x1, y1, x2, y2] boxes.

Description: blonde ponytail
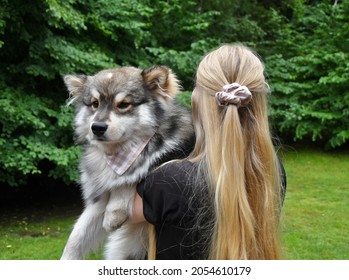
[[209, 106, 257, 259], [191, 44, 282, 259]]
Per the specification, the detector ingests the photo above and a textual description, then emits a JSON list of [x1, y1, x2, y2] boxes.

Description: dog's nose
[[91, 121, 108, 137]]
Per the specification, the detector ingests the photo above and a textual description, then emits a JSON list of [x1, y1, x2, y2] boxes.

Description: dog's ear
[[141, 66, 180, 99], [63, 75, 87, 98]]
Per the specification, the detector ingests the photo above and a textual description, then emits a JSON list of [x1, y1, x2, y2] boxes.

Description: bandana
[[105, 131, 156, 176]]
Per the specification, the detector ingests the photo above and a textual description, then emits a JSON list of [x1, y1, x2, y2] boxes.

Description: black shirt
[[136, 159, 286, 260], [136, 160, 207, 259]]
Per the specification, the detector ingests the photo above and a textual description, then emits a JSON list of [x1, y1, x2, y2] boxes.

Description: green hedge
[[1, 0, 348, 186]]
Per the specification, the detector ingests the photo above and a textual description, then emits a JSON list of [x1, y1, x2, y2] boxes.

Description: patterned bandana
[[105, 130, 156, 176]]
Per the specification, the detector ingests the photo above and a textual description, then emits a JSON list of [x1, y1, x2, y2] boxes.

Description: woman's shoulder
[[142, 160, 196, 187], [159, 160, 195, 173], [136, 160, 197, 225]]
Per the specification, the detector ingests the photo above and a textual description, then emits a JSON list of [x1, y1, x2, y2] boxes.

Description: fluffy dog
[[61, 66, 194, 259]]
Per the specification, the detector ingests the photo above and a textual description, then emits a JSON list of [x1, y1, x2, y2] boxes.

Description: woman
[[129, 44, 286, 260]]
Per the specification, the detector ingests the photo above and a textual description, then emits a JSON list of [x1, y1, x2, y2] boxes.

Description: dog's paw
[[103, 209, 128, 232]]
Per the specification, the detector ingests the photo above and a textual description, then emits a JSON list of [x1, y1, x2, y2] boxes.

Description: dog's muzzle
[[91, 121, 108, 137]]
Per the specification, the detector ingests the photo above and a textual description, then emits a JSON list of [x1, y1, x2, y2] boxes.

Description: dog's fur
[[61, 66, 194, 259]]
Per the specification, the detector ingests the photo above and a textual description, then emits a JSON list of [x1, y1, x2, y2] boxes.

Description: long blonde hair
[[190, 44, 282, 259]]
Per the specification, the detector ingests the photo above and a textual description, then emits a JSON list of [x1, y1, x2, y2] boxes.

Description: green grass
[[0, 148, 348, 260], [280, 148, 349, 259], [0, 204, 101, 260], [0, 204, 75, 259]]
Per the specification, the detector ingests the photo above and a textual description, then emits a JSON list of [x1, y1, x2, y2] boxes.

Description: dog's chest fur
[[79, 143, 158, 203]]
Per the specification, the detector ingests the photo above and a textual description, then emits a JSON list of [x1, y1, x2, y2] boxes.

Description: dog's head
[[64, 66, 180, 152]]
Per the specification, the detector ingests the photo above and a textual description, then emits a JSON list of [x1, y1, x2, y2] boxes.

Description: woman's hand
[[126, 193, 146, 224]]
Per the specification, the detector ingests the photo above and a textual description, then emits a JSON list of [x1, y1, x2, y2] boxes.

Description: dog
[[60, 66, 195, 259]]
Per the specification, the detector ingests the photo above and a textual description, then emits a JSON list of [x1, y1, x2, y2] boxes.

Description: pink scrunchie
[[215, 83, 252, 107]]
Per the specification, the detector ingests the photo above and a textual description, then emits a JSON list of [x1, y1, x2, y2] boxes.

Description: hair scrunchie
[[215, 83, 252, 107]]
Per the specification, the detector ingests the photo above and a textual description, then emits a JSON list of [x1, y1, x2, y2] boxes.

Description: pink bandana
[[105, 131, 156, 176]]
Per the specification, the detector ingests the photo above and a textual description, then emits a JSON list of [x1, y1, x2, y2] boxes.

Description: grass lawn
[[0, 188, 101, 260], [0, 203, 77, 260], [280, 148, 349, 259], [0, 148, 348, 260]]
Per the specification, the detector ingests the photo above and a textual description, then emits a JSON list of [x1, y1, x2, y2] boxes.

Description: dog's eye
[[91, 100, 99, 109], [117, 102, 132, 111]]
